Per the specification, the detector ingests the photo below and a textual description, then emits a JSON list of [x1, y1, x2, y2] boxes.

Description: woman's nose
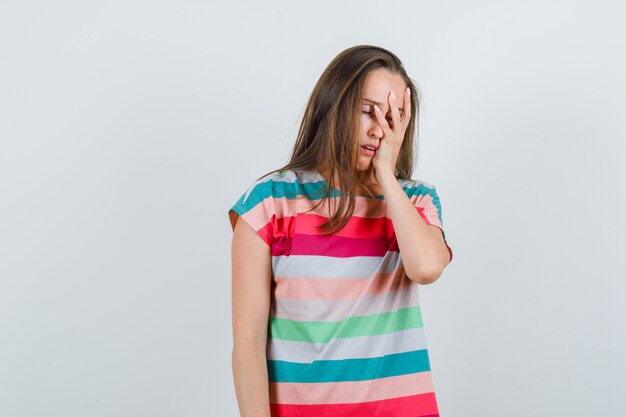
[[368, 121, 383, 139]]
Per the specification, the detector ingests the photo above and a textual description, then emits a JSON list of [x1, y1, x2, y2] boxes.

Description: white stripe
[[272, 284, 420, 321], [267, 327, 428, 362], [272, 252, 402, 279]]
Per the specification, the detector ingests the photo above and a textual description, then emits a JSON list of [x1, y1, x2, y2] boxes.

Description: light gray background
[[1, 1, 624, 416]]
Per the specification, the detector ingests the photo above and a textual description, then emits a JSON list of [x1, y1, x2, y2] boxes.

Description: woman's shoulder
[[238, 168, 322, 203], [252, 168, 322, 185], [399, 176, 437, 191]]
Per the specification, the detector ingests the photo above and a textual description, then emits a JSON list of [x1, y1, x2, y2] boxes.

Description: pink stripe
[[296, 193, 439, 226], [269, 371, 435, 405], [287, 234, 398, 257], [241, 196, 293, 231], [270, 392, 439, 417], [273, 268, 414, 300], [295, 214, 394, 238], [411, 193, 441, 228], [296, 195, 388, 218], [240, 192, 440, 236]]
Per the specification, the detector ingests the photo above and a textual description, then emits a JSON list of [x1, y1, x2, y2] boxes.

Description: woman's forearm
[[232, 343, 271, 417], [376, 167, 448, 284]]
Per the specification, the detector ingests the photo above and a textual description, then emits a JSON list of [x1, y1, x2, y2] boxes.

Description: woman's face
[[356, 68, 407, 173]]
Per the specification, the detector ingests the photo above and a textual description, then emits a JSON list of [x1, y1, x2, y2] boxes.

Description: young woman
[[228, 45, 453, 417]]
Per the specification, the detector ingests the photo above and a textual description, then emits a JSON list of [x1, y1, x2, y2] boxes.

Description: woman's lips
[[361, 146, 376, 156]]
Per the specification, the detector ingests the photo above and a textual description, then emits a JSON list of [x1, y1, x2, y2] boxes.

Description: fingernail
[[407, 87, 411, 96], [390, 91, 396, 100]]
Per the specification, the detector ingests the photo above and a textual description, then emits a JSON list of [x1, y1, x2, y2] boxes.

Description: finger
[[373, 105, 391, 136], [402, 86, 412, 127], [389, 90, 401, 130]]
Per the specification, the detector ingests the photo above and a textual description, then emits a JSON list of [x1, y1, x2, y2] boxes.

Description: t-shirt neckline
[[311, 170, 386, 199]]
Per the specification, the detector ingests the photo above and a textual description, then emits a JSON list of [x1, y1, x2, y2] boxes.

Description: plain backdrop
[[1, 1, 624, 416]]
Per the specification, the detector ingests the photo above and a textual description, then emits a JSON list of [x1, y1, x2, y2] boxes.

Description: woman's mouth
[[361, 145, 377, 156]]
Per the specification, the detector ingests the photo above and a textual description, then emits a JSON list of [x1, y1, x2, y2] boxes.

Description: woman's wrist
[[374, 164, 396, 184]]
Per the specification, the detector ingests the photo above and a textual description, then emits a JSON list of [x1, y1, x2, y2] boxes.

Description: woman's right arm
[[231, 214, 272, 417]]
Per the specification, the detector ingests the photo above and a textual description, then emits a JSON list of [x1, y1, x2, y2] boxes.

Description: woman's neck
[[317, 167, 383, 195]]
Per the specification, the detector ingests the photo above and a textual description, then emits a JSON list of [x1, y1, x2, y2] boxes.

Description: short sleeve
[[409, 181, 453, 263], [228, 177, 276, 248]]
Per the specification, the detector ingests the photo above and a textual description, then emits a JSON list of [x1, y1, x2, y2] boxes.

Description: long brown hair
[[258, 45, 420, 235]]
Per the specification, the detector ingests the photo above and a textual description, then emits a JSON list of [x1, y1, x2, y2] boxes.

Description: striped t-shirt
[[228, 169, 453, 417]]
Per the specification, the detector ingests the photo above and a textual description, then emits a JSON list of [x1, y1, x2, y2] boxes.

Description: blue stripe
[[232, 178, 439, 216], [267, 348, 432, 383]]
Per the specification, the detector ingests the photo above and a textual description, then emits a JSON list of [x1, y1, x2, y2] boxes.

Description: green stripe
[[269, 306, 423, 342]]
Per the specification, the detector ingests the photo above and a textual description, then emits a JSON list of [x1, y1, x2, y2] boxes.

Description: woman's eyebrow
[[362, 98, 403, 112]]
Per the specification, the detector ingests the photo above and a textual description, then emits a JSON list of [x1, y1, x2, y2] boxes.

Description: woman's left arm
[[372, 87, 450, 285], [377, 168, 451, 285]]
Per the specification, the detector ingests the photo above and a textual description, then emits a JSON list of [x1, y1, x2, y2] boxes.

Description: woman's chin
[[356, 158, 372, 171], [355, 163, 375, 174]]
